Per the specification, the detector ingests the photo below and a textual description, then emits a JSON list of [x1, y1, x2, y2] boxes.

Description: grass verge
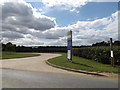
[[48, 53, 120, 73], [2, 52, 40, 59]]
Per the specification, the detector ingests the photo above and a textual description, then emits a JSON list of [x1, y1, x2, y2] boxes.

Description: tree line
[[2, 42, 67, 52], [92, 41, 120, 46], [1, 40, 120, 52]]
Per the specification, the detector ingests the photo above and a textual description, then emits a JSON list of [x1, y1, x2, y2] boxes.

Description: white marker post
[[110, 38, 115, 67]]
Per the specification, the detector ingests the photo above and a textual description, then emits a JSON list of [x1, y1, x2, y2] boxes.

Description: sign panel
[[67, 31, 72, 60], [67, 50, 71, 59], [111, 50, 114, 57]]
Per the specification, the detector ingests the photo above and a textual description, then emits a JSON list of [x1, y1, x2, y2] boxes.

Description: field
[[2, 52, 40, 59], [48, 53, 120, 73]]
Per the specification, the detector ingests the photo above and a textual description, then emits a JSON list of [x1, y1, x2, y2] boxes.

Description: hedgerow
[[73, 46, 120, 65]]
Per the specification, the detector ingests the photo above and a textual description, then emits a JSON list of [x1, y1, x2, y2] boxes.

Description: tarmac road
[[1, 53, 119, 88], [2, 69, 118, 88]]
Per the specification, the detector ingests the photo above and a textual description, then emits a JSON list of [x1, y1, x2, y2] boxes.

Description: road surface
[[0, 53, 119, 88]]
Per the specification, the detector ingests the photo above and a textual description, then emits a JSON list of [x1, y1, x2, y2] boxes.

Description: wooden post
[[110, 38, 115, 67]]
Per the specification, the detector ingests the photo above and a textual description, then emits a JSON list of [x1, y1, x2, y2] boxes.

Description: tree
[[5, 42, 16, 52], [92, 41, 109, 46], [113, 41, 120, 46]]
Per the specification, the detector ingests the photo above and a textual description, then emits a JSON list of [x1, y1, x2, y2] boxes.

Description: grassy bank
[[48, 53, 119, 73], [2, 52, 40, 59]]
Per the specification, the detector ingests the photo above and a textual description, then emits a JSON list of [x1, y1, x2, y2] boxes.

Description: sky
[[0, 0, 119, 46]]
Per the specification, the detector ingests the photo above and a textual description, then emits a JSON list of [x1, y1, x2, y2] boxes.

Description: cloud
[[42, 27, 68, 39], [32, 0, 119, 13], [1, 1, 56, 44], [2, 31, 24, 39], [2, 2, 56, 30], [44, 11, 118, 45], [1, 0, 118, 46], [2, 0, 118, 14], [40, 0, 119, 8], [37, 0, 88, 13], [11, 38, 44, 46], [41, 0, 88, 8], [72, 11, 118, 45], [44, 37, 67, 46]]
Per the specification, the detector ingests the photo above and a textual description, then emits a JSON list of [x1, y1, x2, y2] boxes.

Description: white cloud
[[38, 0, 88, 13], [44, 11, 118, 46], [2, 2, 56, 30], [41, 0, 88, 8], [30, 0, 119, 13], [1, 0, 119, 46], [32, 0, 120, 8], [1, 1, 56, 45], [11, 38, 44, 46]]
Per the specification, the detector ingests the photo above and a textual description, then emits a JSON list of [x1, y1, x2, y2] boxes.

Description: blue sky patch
[[29, 2, 118, 27]]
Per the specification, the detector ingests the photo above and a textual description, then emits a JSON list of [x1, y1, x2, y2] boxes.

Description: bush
[[73, 46, 120, 65]]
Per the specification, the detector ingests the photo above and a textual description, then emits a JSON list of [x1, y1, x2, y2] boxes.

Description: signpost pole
[[67, 30, 72, 61]]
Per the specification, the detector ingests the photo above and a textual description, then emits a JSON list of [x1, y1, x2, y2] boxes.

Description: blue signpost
[[67, 30, 72, 61]]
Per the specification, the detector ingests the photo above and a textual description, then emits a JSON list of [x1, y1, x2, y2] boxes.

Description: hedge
[[73, 46, 120, 65]]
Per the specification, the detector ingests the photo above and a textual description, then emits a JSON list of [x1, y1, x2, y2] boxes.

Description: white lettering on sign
[[111, 50, 114, 57]]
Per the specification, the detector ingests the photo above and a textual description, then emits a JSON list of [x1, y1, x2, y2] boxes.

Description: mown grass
[[2, 52, 40, 59], [48, 53, 120, 73]]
